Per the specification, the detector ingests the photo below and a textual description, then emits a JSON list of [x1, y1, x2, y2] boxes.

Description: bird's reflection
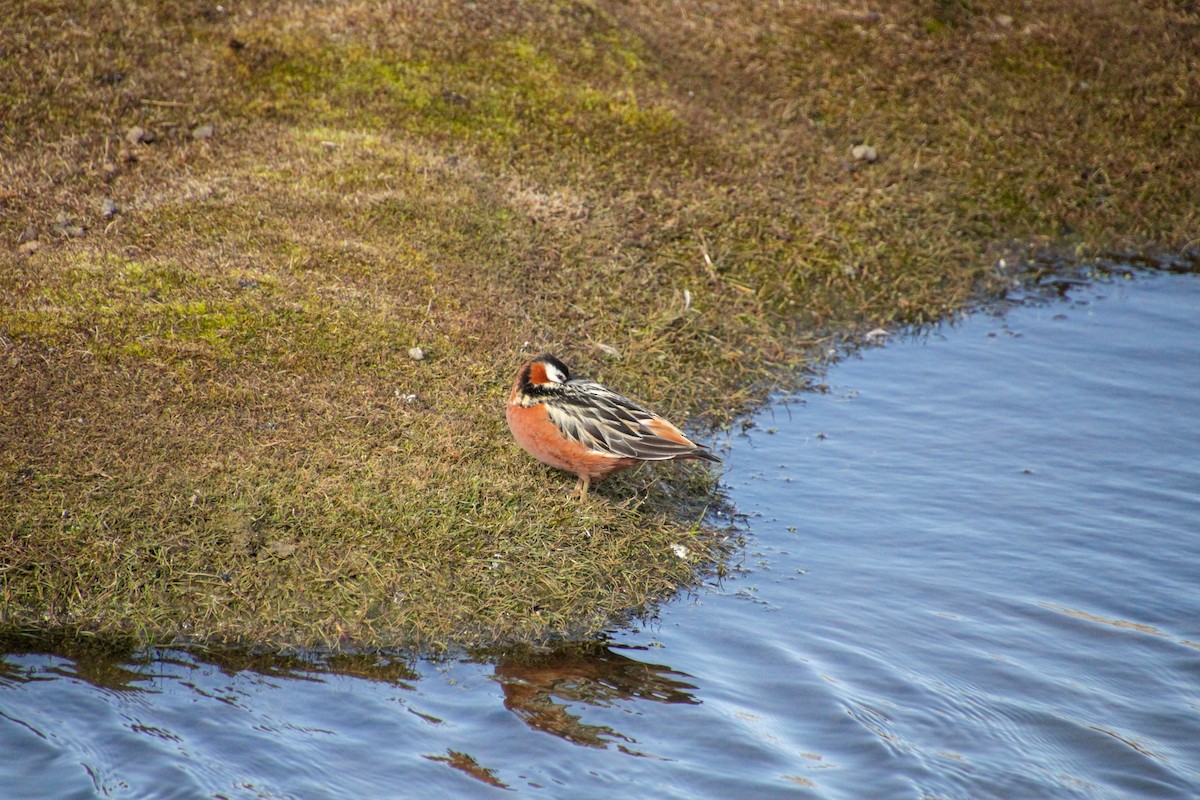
[[1, 631, 700, 755], [485, 640, 700, 749]]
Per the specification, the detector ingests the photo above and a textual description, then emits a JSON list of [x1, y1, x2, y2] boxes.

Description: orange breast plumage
[[505, 354, 720, 498]]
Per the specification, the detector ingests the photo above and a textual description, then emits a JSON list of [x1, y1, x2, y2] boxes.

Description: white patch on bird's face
[[542, 361, 567, 384]]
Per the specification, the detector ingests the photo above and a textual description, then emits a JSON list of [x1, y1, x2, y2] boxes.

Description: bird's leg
[[573, 475, 590, 499]]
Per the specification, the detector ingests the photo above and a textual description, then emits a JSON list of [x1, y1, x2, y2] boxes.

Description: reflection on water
[[491, 642, 699, 750], [3, 265, 1200, 799], [0, 634, 705, 797]]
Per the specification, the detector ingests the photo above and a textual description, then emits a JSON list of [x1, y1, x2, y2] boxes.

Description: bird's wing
[[544, 380, 714, 461]]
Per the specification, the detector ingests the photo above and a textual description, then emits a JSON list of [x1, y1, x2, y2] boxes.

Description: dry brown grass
[[2, 0, 1197, 650]]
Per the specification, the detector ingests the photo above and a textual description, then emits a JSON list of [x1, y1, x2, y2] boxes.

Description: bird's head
[[526, 353, 570, 387]]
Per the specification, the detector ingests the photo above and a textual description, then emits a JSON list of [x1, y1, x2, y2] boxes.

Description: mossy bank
[[2, 0, 1197, 649]]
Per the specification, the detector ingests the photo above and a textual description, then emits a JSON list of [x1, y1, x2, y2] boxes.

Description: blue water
[[3, 267, 1199, 799]]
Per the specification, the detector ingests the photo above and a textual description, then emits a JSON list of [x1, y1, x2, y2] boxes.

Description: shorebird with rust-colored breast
[[506, 354, 720, 498]]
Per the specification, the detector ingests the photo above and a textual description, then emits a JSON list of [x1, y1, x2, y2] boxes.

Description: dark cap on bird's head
[[527, 354, 570, 386]]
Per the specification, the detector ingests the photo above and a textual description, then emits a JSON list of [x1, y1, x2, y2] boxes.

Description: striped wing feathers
[[544, 380, 707, 461]]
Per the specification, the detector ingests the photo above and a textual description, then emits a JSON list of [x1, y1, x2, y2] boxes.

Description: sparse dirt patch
[[2, 0, 1197, 649]]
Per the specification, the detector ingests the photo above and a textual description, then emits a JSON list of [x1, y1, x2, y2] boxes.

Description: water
[[3, 267, 1199, 799]]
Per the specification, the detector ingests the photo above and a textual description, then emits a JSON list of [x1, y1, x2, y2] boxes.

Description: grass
[[2, 0, 1198, 651]]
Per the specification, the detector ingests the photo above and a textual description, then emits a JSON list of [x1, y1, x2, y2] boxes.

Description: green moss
[[241, 26, 693, 177], [6, 255, 264, 361]]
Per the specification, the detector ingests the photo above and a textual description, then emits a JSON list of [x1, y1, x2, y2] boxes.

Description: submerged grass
[[2, 0, 1198, 650]]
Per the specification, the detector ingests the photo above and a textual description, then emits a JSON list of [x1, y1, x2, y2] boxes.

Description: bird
[[506, 353, 721, 498]]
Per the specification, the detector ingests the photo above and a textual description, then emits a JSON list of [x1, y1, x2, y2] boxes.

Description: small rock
[[192, 123, 215, 141], [125, 126, 156, 145], [408, 346, 425, 361], [851, 143, 878, 163], [53, 212, 86, 238], [995, 14, 1014, 27], [101, 198, 120, 218]]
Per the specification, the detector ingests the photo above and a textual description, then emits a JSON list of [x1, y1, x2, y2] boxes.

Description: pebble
[[408, 346, 425, 361], [192, 123, 215, 140], [101, 198, 120, 218], [851, 143, 878, 163], [53, 212, 85, 238], [125, 126, 156, 145]]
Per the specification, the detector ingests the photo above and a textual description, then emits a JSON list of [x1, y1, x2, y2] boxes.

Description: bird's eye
[[544, 363, 566, 383]]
